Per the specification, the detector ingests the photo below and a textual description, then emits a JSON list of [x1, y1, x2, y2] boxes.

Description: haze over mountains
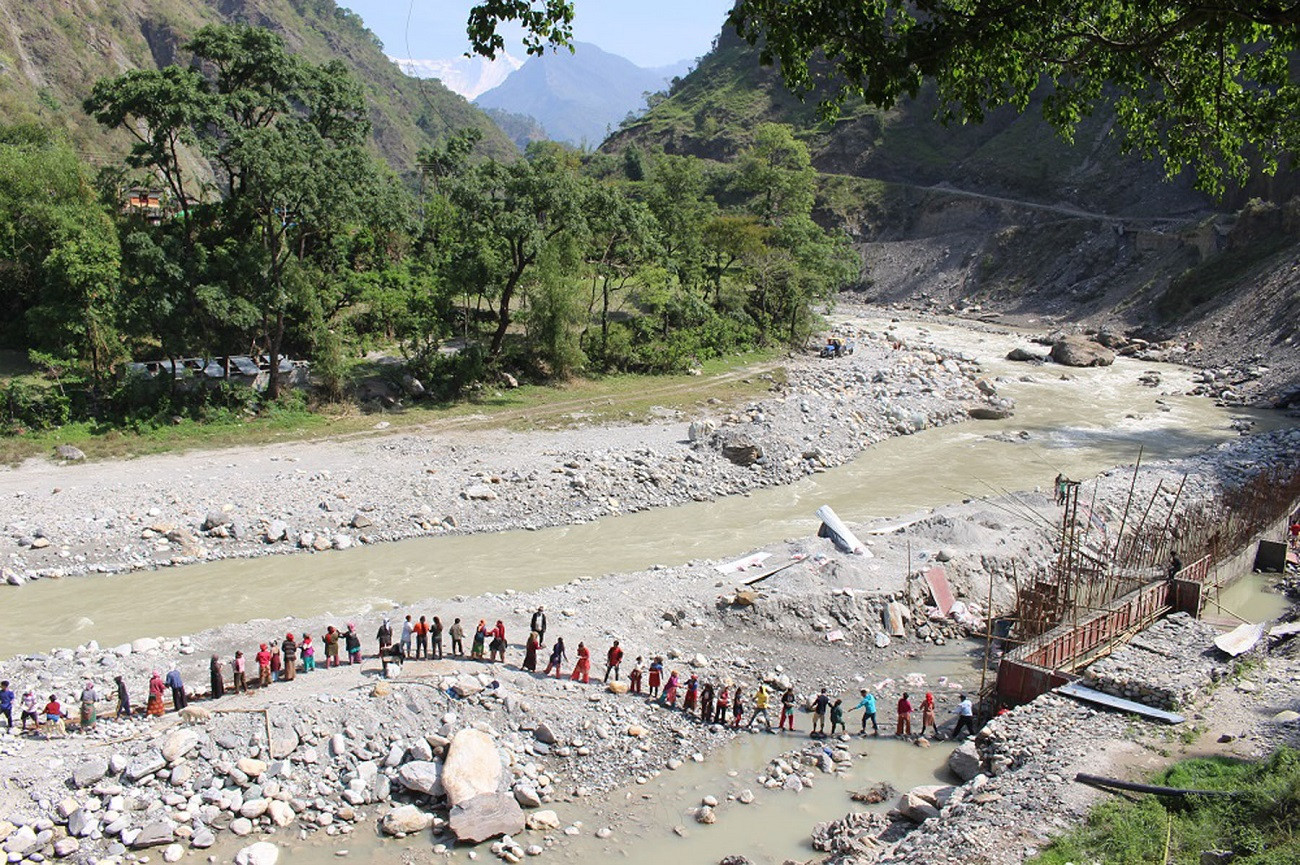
[[400, 42, 690, 147]]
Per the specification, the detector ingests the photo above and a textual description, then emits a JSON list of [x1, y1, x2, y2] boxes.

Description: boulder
[[161, 729, 200, 763], [1005, 347, 1044, 362], [450, 676, 484, 698], [68, 809, 97, 838], [236, 757, 267, 778], [687, 419, 716, 443], [463, 484, 498, 501], [397, 760, 444, 796], [4, 825, 39, 856], [267, 800, 294, 828], [131, 822, 176, 848], [190, 827, 216, 849], [513, 784, 541, 808], [1049, 336, 1115, 367], [968, 398, 1015, 420], [54, 444, 86, 461], [720, 434, 763, 467], [897, 792, 940, 823], [125, 750, 167, 782], [234, 841, 280, 865], [525, 810, 561, 831], [72, 757, 109, 788], [948, 740, 982, 782], [606, 681, 630, 695], [442, 729, 502, 806], [532, 723, 558, 745], [268, 727, 299, 759], [380, 805, 432, 836], [448, 793, 525, 843], [53, 837, 80, 858], [131, 637, 161, 654]]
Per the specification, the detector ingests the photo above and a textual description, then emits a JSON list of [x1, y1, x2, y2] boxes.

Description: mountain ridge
[[475, 41, 684, 146], [0, 0, 516, 175]]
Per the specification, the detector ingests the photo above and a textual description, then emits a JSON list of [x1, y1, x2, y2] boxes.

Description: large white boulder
[[442, 729, 501, 806]]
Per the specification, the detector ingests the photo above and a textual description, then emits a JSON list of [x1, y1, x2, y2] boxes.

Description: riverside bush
[[1035, 748, 1300, 865]]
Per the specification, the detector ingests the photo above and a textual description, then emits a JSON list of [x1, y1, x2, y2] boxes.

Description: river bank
[[0, 320, 984, 586], [0, 425, 1297, 865]]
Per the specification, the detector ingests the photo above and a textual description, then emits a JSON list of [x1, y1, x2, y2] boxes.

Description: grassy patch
[[0, 350, 785, 464], [1033, 748, 1300, 865]]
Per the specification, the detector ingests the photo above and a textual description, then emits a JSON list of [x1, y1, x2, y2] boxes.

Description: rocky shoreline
[[2, 319, 992, 587]]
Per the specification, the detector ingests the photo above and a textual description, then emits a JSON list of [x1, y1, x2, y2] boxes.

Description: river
[[1, 318, 1293, 658]]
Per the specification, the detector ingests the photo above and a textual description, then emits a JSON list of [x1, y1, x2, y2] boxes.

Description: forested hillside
[[0, 0, 515, 170], [605, 25, 1299, 404]]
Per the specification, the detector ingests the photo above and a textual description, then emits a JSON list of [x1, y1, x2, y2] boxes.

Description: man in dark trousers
[[530, 606, 547, 646]]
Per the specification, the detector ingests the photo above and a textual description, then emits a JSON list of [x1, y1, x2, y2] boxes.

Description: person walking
[[544, 638, 568, 677], [700, 681, 715, 724], [603, 640, 624, 682], [748, 684, 773, 732], [683, 674, 699, 715], [449, 618, 465, 656], [0, 680, 12, 729], [165, 666, 187, 711], [79, 681, 98, 730], [530, 606, 547, 646], [233, 651, 248, 693], [570, 642, 591, 683], [853, 689, 879, 736], [731, 688, 744, 728], [829, 699, 845, 736], [281, 633, 298, 682], [714, 684, 729, 721], [523, 631, 540, 672], [256, 644, 272, 687], [20, 689, 39, 730], [400, 615, 414, 657], [414, 616, 430, 659], [301, 634, 316, 672], [648, 657, 664, 699], [431, 616, 444, 660], [920, 692, 939, 738], [629, 658, 644, 695], [324, 627, 341, 668], [376, 618, 393, 654], [895, 692, 913, 737], [210, 655, 225, 699], [952, 694, 977, 739], [269, 639, 282, 681], [146, 674, 165, 717], [663, 671, 680, 707], [345, 624, 362, 665], [114, 675, 131, 719], [779, 687, 797, 732], [489, 620, 507, 663], [812, 688, 830, 737], [471, 621, 487, 660]]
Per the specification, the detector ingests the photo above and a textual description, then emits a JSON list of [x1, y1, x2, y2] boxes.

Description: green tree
[[447, 146, 587, 357], [581, 183, 657, 358], [465, 1, 1300, 193], [88, 24, 380, 398], [733, 124, 815, 227]]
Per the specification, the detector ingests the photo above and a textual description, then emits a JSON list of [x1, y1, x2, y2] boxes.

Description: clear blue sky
[[340, 1, 734, 68]]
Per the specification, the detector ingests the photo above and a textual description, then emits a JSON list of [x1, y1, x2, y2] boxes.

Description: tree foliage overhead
[[464, 0, 1300, 194]]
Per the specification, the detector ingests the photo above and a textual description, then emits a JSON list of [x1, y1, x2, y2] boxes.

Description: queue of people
[[0, 603, 984, 744]]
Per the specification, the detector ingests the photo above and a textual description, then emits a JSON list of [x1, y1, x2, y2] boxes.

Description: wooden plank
[[924, 566, 955, 616], [1057, 681, 1185, 724]]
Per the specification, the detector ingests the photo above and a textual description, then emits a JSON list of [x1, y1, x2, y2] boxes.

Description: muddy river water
[[3, 318, 1292, 657]]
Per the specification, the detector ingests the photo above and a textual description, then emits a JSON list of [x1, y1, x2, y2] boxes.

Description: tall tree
[[448, 145, 587, 357], [87, 24, 377, 398]]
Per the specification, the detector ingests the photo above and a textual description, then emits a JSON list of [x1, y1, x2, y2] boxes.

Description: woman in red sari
[[570, 642, 591, 683], [146, 671, 166, 717]]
